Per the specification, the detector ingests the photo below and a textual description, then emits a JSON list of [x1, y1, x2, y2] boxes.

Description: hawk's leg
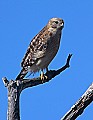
[[40, 68, 48, 82]]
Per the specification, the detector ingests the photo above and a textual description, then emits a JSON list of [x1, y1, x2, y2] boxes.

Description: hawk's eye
[[54, 21, 59, 24]]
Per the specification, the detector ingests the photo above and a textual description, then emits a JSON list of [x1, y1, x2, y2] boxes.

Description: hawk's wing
[[16, 26, 50, 80], [21, 26, 50, 68]]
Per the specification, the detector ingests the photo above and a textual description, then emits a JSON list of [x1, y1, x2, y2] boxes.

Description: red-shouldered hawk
[[16, 18, 64, 80]]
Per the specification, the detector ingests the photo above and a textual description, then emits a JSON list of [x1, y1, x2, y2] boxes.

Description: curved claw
[[40, 72, 48, 83]]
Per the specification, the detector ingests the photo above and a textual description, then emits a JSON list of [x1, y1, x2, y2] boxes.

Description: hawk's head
[[48, 18, 64, 30]]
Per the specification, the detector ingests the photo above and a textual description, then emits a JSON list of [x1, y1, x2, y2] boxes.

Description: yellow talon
[[40, 72, 48, 83]]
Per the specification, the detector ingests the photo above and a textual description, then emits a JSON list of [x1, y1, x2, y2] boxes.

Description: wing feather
[[21, 26, 50, 68]]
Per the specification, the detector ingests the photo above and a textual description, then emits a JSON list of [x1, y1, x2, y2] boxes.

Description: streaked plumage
[[16, 18, 64, 80]]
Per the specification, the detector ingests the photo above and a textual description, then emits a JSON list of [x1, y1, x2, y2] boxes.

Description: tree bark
[[3, 54, 73, 120], [61, 83, 93, 120], [3, 78, 21, 120]]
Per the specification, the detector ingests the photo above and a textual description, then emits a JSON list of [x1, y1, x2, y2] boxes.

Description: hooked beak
[[61, 20, 64, 28]]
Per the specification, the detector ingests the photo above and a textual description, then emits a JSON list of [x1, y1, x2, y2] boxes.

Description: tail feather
[[16, 68, 28, 80]]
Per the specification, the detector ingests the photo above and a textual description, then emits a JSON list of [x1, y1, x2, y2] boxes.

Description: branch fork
[[2, 54, 73, 120]]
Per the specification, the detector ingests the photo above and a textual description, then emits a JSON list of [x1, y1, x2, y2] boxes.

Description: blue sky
[[0, 0, 93, 120]]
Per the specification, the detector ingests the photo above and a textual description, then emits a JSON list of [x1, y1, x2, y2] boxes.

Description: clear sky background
[[0, 0, 93, 120]]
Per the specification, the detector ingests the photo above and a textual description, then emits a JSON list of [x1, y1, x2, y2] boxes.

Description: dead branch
[[2, 54, 72, 120], [61, 83, 93, 120]]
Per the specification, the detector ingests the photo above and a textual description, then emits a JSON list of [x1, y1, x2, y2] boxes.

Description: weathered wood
[[7, 80, 21, 120], [61, 83, 93, 120]]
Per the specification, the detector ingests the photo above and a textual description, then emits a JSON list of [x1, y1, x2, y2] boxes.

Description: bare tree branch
[[2, 53, 93, 120], [61, 83, 93, 120], [2, 54, 72, 120], [2, 77, 9, 87]]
